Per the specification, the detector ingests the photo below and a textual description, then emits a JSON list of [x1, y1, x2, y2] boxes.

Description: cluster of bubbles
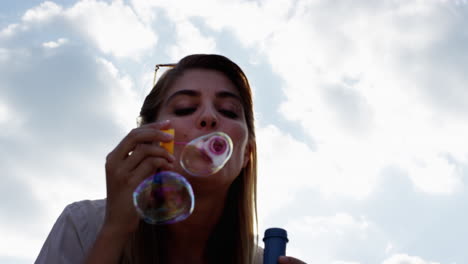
[[133, 132, 233, 225]]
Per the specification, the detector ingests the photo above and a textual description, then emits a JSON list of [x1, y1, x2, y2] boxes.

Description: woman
[[36, 54, 305, 264]]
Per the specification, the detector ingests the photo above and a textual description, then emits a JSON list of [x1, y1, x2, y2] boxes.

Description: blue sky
[[1, 0, 468, 263]]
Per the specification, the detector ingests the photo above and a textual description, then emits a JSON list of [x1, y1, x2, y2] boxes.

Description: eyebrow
[[216, 91, 242, 102], [166, 90, 200, 104], [165, 89, 242, 104]]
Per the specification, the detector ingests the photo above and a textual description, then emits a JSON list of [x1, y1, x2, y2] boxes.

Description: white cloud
[[287, 213, 370, 240], [261, 0, 468, 197], [0, 49, 8, 63], [256, 124, 313, 218], [0, 227, 44, 260], [96, 57, 141, 131], [22, 1, 63, 22], [2, 0, 158, 59], [42, 38, 68, 49], [0, 98, 25, 138], [406, 153, 463, 194], [0, 148, 107, 260], [0, 23, 21, 38], [382, 253, 441, 264], [65, 0, 157, 59], [386, 242, 394, 254], [257, 123, 381, 205], [167, 19, 218, 61], [0, 100, 10, 124], [130, 0, 290, 47], [27, 149, 105, 207], [284, 213, 377, 264]]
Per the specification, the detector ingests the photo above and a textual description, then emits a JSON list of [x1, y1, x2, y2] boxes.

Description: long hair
[[120, 54, 258, 263]]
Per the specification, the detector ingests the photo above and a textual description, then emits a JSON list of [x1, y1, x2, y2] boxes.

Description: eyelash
[[174, 108, 196, 116], [173, 107, 239, 119], [219, 110, 238, 119]]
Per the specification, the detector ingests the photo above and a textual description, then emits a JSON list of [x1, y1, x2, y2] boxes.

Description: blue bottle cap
[[263, 228, 288, 242]]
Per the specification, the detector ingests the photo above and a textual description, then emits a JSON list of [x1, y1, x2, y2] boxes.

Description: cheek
[[178, 132, 190, 142], [173, 133, 189, 157], [231, 130, 249, 162], [171, 121, 191, 142]]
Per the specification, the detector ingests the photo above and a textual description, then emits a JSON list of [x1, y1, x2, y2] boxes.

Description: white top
[[35, 199, 106, 264], [35, 199, 263, 263]]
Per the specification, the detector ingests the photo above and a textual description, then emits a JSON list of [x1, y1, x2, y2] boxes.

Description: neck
[[165, 185, 230, 264]]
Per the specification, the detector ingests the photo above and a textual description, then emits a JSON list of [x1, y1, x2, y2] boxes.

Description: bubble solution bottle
[[263, 228, 288, 264]]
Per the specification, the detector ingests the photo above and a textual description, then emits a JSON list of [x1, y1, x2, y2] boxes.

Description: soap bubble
[[133, 132, 233, 225], [133, 171, 194, 225], [181, 132, 233, 177]]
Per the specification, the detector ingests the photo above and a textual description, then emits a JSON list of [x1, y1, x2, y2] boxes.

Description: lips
[[208, 136, 227, 155], [199, 149, 213, 163]]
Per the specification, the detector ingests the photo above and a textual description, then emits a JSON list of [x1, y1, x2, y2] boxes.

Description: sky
[[1, 0, 468, 263]]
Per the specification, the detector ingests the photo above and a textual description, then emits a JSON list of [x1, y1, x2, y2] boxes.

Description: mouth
[[199, 149, 213, 163], [208, 136, 227, 155]]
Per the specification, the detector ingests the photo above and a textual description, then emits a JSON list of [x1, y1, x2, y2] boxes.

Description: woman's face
[[157, 69, 250, 190]]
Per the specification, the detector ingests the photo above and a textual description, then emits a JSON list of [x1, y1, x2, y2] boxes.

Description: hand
[[103, 120, 175, 237], [278, 256, 307, 264]]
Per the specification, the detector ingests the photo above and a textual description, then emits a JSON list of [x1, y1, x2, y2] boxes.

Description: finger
[[128, 157, 174, 186], [123, 143, 175, 172], [278, 256, 307, 264], [114, 122, 174, 160]]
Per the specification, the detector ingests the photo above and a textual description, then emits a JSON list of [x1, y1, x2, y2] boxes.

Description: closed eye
[[174, 107, 196, 116], [219, 109, 238, 119]]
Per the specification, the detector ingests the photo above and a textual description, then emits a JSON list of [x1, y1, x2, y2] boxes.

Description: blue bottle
[[263, 228, 288, 264]]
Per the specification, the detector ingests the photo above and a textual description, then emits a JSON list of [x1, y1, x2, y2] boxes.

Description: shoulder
[[253, 245, 264, 264], [53, 199, 107, 254], [64, 199, 106, 247], [35, 199, 107, 263], [64, 199, 106, 222]]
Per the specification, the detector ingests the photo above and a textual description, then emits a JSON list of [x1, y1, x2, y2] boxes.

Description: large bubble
[[133, 131, 233, 225], [180, 132, 233, 177]]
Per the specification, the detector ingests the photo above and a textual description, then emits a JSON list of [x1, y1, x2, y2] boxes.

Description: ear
[[242, 141, 252, 168]]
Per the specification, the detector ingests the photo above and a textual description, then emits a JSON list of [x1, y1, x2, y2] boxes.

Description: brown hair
[[121, 54, 258, 263]]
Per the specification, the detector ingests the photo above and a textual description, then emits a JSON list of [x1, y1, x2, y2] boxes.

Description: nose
[[197, 107, 218, 129]]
